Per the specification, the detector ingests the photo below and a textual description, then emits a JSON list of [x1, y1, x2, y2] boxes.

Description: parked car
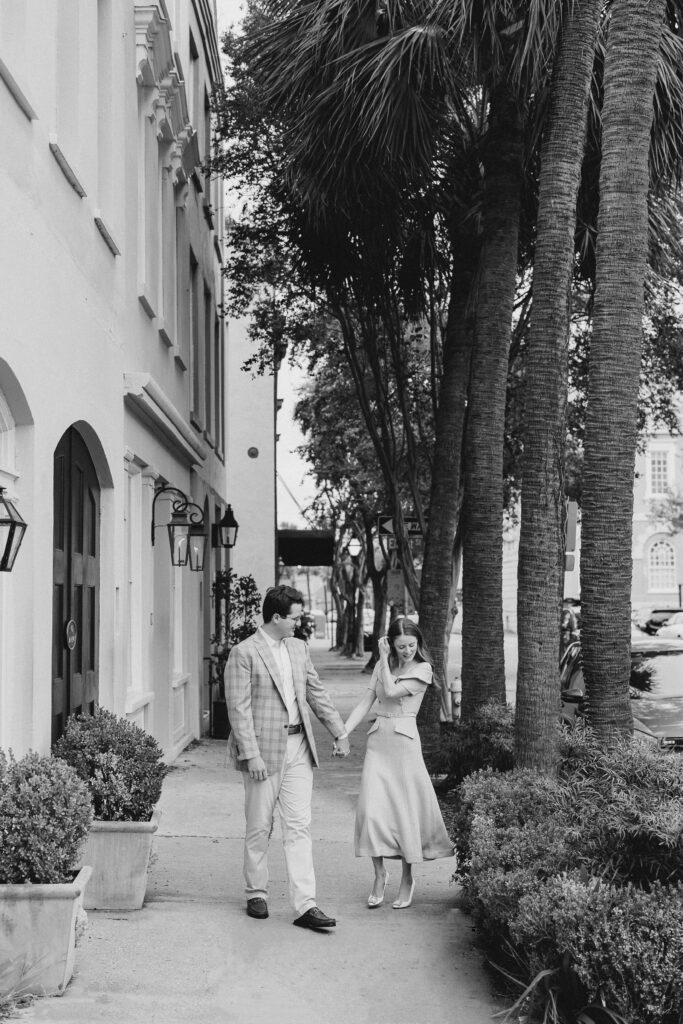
[[561, 599, 581, 653], [637, 607, 683, 635], [560, 636, 683, 751], [656, 611, 683, 639]]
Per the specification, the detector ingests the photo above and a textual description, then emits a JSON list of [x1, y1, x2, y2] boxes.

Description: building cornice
[[123, 373, 208, 466]]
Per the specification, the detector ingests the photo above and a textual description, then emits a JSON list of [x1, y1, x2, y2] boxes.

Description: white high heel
[[367, 872, 389, 908], [392, 880, 415, 909]]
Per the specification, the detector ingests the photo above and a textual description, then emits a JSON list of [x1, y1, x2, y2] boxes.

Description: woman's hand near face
[[378, 636, 391, 659]]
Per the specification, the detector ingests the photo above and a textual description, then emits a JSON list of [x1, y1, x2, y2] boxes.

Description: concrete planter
[[0, 865, 92, 997], [81, 807, 161, 910]]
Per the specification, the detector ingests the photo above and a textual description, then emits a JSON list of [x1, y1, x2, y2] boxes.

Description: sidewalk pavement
[[22, 640, 502, 1024]]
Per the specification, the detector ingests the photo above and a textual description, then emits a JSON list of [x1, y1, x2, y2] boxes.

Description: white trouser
[[242, 732, 316, 917]]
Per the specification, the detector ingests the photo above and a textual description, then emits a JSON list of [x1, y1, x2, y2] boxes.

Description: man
[[225, 585, 350, 930]]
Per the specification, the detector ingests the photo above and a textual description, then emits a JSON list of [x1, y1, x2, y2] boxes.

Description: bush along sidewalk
[[444, 714, 683, 1024], [0, 751, 93, 997], [54, 710, 169, 909]]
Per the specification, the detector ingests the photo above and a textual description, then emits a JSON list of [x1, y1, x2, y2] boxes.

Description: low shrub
[[452, 767, 567, 874], [511, 877, 683, 1024], [453, 769, 573, 933], [559, 736, 683, 887], [54, 710, 168, 821], [449, 728, 683, 1023], [439, 701, 514, 784], [0, 750, 92, 884]]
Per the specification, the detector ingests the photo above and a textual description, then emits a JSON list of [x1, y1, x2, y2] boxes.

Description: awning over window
[[277, 529, 334, 566]]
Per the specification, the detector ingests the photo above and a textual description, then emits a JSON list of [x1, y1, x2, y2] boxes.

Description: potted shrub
[[0, 750, 93, 997], [209, 570, 260, 738], [53, 710, 168, 911]]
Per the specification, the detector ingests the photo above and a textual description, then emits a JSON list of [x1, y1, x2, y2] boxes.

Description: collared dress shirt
[[258, 627, 302, 726]]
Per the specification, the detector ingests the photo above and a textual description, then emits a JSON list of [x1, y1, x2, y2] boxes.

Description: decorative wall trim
[[135, 4, 174, 89], [123, 372, 208, 465], [135, 3, 192, 186]]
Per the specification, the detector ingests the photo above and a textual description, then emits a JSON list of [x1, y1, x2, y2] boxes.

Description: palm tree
[[247, 0, 564, 705], [460, 83, 524, 717], [515, 0, 601, 771], [580, 0, 667, 743]]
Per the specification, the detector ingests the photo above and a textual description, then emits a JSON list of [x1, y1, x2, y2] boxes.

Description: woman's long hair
[[387, 617, 435, 676]]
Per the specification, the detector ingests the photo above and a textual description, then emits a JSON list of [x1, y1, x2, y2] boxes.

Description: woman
[[339, 617, 454, 909]]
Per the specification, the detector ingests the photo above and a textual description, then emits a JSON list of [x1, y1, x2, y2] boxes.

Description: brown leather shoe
[[292, 906, 336, 929], [246, 897, 269, 919]]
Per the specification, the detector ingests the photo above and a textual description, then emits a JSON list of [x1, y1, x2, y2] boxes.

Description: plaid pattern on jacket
[[225, 630, 345, 774]]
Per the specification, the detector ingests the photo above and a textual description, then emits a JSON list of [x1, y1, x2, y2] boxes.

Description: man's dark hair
[[263, 585, 304, 623]]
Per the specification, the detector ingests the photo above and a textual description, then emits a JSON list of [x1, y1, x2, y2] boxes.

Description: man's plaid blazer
[[225, 629, 345, 774]]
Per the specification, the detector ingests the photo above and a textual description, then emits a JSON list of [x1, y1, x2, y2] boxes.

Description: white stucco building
[[0, 0, 275, 759], [632, 424, 683, 611]]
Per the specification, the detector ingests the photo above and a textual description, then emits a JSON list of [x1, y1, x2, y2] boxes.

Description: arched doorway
[[52, 427, 101, 744]]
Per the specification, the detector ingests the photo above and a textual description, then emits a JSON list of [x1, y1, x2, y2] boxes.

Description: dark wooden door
[[52, 428, 100, 744]]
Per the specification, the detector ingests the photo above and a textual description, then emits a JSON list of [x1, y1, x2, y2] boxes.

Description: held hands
[[333, 735, 350, 758]]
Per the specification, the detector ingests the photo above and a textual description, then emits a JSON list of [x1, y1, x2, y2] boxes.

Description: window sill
[[138, 288, 157, 320], [0, 57, 37, 120], [49, 136, 87, 197], [125, 689, 156, 714], [94, 211, 121, 256]]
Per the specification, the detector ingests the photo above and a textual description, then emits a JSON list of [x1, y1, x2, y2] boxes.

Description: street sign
[[377, 515, 422, 537]]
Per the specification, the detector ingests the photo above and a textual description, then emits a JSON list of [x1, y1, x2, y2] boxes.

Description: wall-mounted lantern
[[347, 537, 362, 558], [187, 522, 209, 573], [151, 485, 207, 571], [0, 487, 27, 572], [212, 504, 239, 549]]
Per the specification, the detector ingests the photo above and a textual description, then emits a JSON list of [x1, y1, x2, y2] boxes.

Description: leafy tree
[[294, 341, 429, 662], [213, 0, 683, 770]]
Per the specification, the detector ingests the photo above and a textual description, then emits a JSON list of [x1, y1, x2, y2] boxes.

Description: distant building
[[501, 421, 683, 632], [0, 1, 274, 759], [632, 425, 683, 612]]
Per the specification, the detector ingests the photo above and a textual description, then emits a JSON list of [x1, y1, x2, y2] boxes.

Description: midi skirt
[[354, 716, 454, 862]]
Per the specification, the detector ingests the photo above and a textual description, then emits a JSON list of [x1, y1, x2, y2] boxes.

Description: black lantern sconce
[[187, 522, 209, 572], [151, 485, 207, 571], [0, 487, 28, 572], [212, 504, 239, 549]]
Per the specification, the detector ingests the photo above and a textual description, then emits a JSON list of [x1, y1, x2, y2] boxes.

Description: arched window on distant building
[[648, 539, 676, 593]]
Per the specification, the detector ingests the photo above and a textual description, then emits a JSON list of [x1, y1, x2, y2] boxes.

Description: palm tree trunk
[[418, 234, 478, 765], [515, 0, 601, 771], [581, 0, 666, 742], [461, 85, 523, 718]]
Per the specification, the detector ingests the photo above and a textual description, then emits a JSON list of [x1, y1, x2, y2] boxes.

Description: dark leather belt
[[287, 723, 303, 734]]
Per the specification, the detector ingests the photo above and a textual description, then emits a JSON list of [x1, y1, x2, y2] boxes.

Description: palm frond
[[439, 0, 564, 96], [250, 2, 470, 217], [651, 22, 683, 186]]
